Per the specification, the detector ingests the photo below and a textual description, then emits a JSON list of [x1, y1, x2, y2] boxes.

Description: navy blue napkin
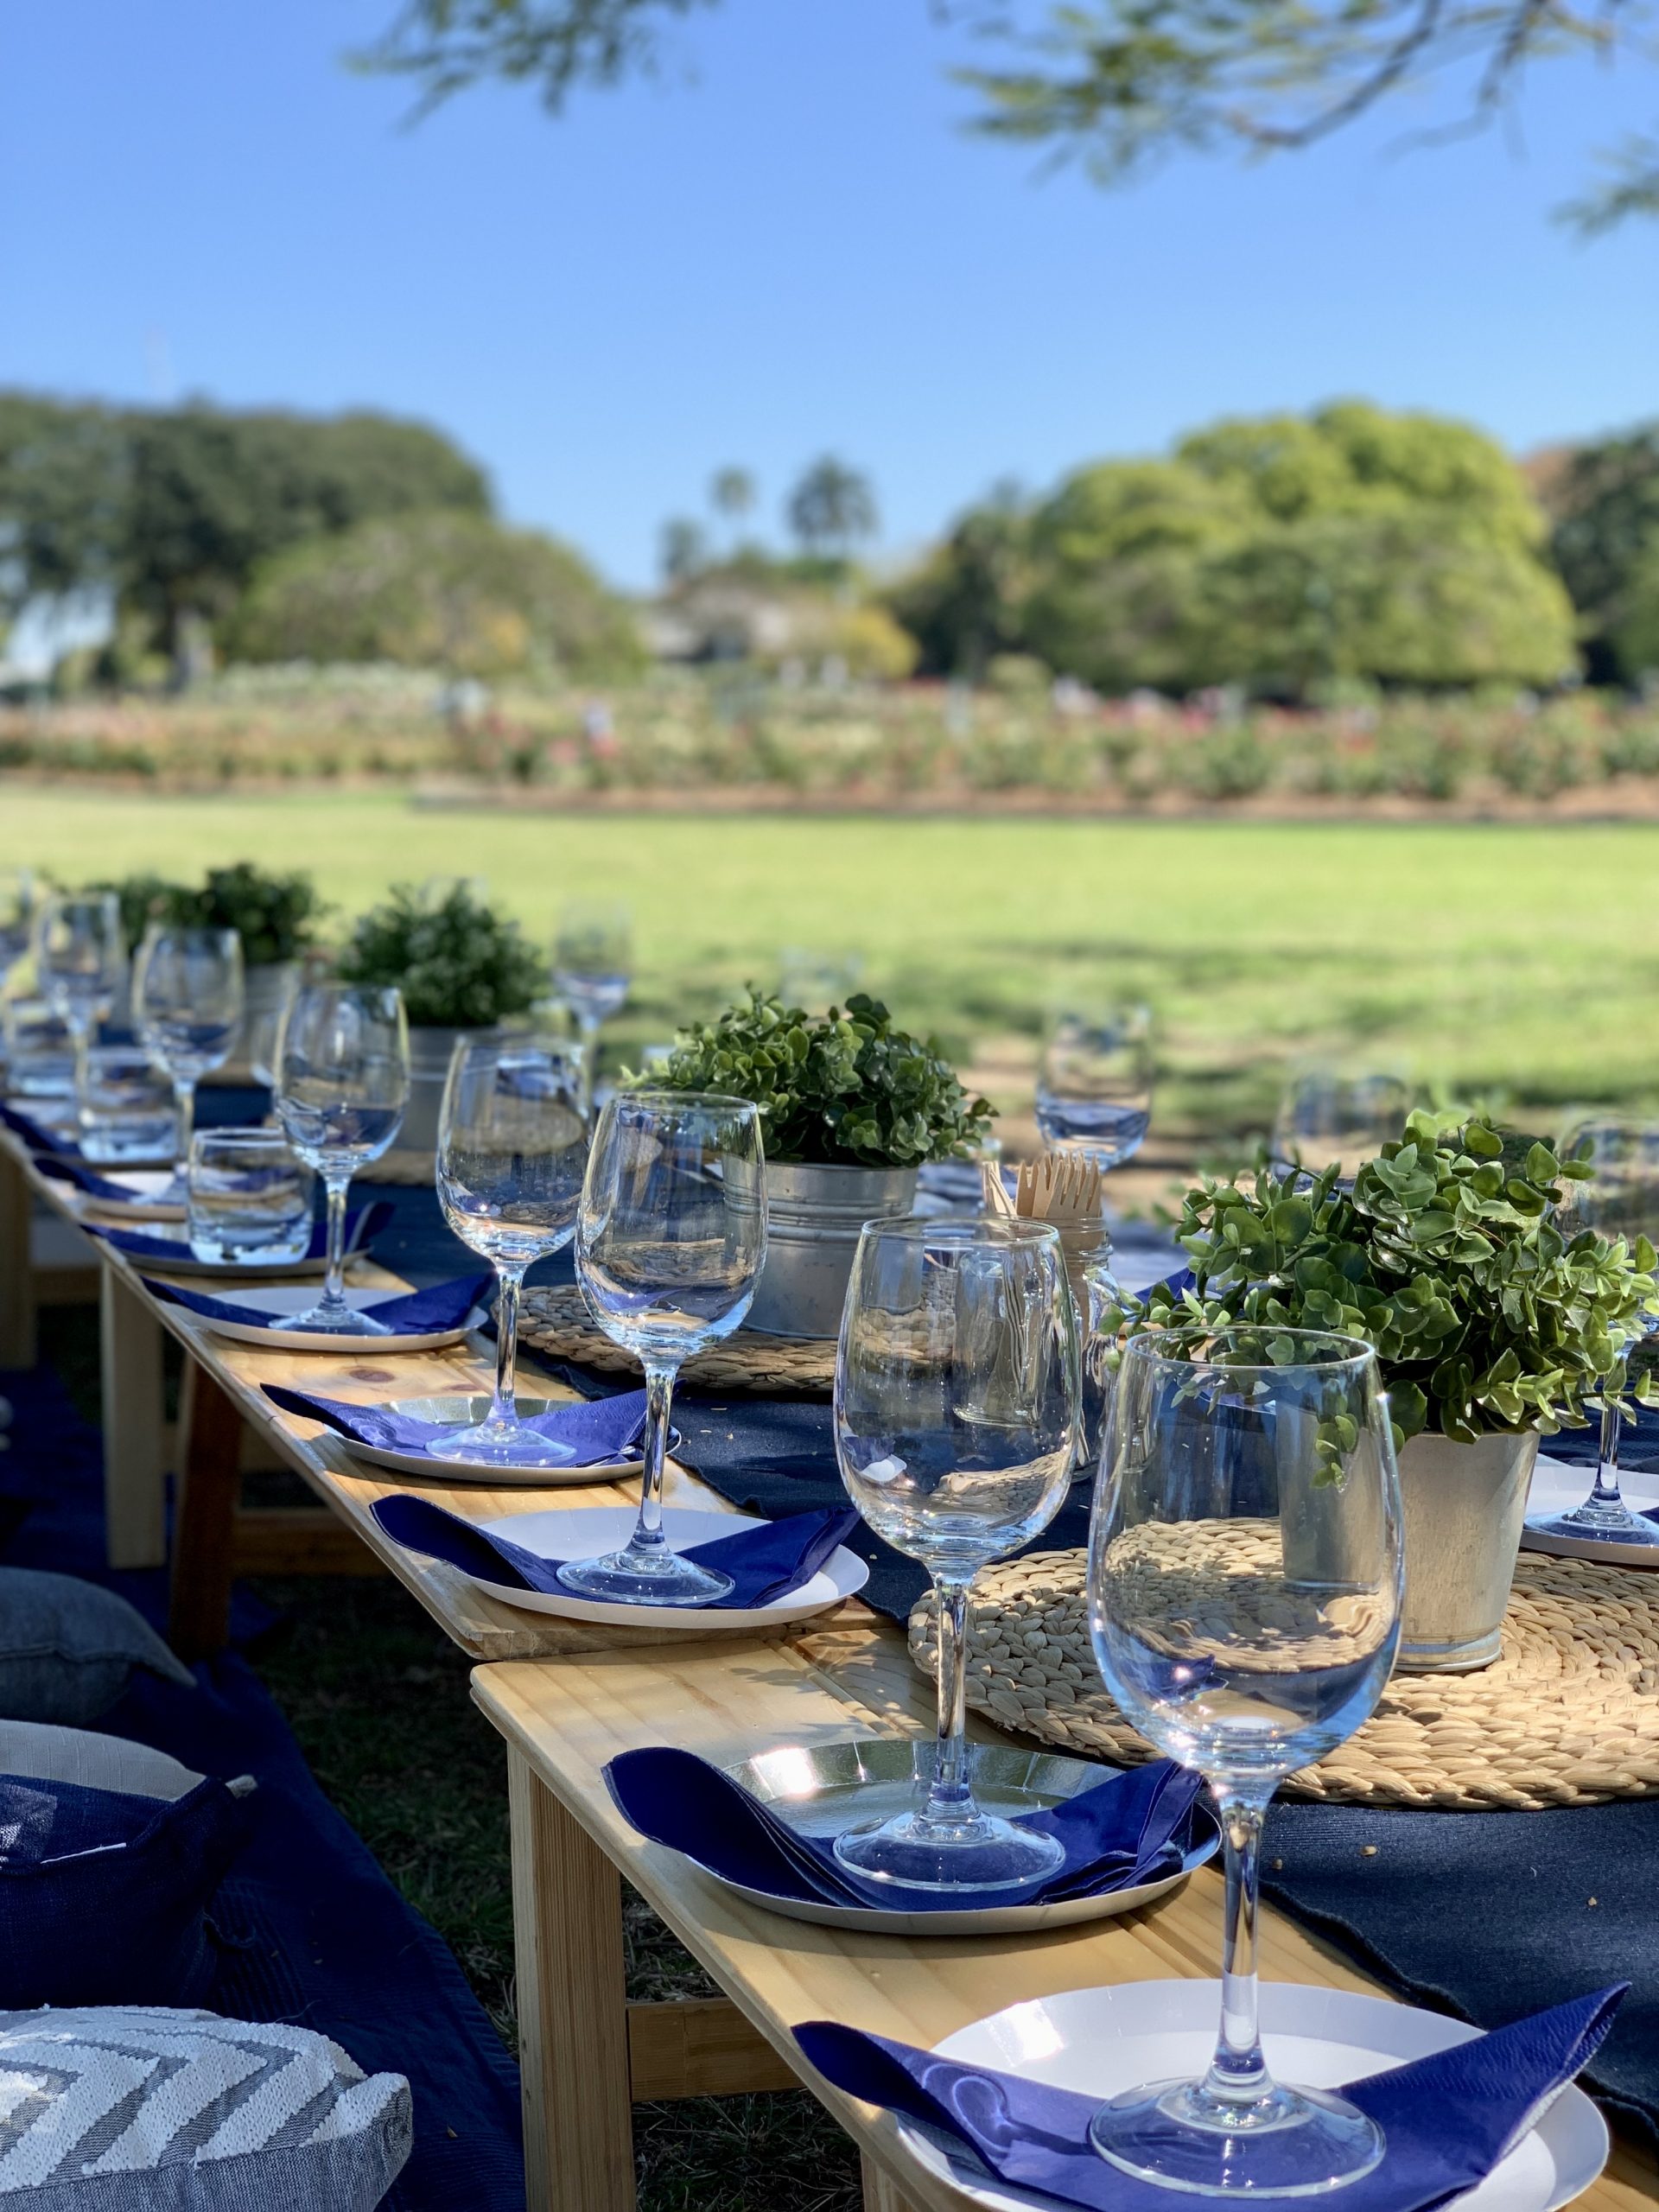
[[605, 1747, 1206, 1911], [34, 1154, 162, 1203], [0, 1099, 78, 1154], [91, 1201, 392, 1269], [371, 1492, 859, 1609], [263, 1382, 649, 1465], [795, 1985, 1626, 2212], [142, 1271, 493, 1335]]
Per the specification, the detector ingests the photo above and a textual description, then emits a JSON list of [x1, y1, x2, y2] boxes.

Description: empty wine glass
[[434, 1037, 590, 1466], [1529, 1117, 1659, 1549], [35, 893, 124, 1088], [835, 1217, 1079, 1890], [1088, 1326, 1402, 2195], [1036, 1002, 1154, 1171], [557, 1090, 766, 1604], [552, 900, 632, 1047], [271, 985, 410, 1335], [133, 925, 244, 1183], [1273, 1069, 1412, 1179], [0, 871, 34, 993]]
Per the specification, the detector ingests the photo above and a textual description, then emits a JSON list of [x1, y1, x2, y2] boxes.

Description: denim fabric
[[0, 1568, 193, 1725]]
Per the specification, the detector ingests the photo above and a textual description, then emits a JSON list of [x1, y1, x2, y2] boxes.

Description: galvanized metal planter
[[747, 1160, 918, 1340], [1395, 1428, 1540, 1673], [402, 1024, 469, 1154]]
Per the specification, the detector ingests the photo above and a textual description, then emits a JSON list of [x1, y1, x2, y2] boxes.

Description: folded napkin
[[35, 1155, 162, 1204], [605, 1747, 1205, 1912], [0, 1099, 78, 1154], [263, 1382, 649, 1466], [142, 1272, 493, 1336], [795, 1984, 1627, 2212], [91, 1202, 392, 1269], [371, 1493, 859, 1609]]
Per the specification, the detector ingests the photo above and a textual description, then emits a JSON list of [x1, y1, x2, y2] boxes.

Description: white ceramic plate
[[72, 1168, 187, 1223], [1521, 1452, 1659, 1567], [901, 1981, 1607, 2212], [334, 1394, 666, 1487], [170, 1283, 486, 1354], [448, 1503, 868, 1629], [96, 1235, 345, 1281]]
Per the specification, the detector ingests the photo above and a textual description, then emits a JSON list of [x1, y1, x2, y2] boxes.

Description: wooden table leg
[[101, 1268, 166, 1568], [861, 2152, 926, 2212], [0, 1147, 35, 1370], [507, 1745, 635, 2212], [168, 1357, 244, 1662]]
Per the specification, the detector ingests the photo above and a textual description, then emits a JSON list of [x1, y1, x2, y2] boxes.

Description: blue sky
[[2, 1, 1656, 589]]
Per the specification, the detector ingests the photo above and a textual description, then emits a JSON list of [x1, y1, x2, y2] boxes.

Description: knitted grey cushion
[[0, 1572, 193, 1726], [0, 2007, 411, 2209]]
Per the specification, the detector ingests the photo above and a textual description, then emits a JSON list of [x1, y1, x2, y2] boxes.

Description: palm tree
[[658, 516, 708, 583], [709, 466, 756, 545], [786, 457, 878, 558]]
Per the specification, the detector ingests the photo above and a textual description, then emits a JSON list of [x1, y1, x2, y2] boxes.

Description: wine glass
[[1273, 1069, 1411, 1179], [35, 893, 124, 1089], [434, 1037, 590, 1466], [556, 1090, 766, 1604], [835, 1217, 1079, 1889], [1088, 1326, 1402, 2195], [271, 985, 410, 1335], [1036, 1002, 1154, 1171], [0, 870, 34, 993], [1529, 1116, 1659, 1549], [552, 900, 632, 1048], [133, 925, 244, 1184]]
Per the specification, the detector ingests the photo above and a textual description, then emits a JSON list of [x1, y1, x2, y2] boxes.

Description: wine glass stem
[[1588, 1383, 1625, 1516], [623, 1359, 677, 1560], [490, 1264, 527, 1427], [173, 1077, 196, 1162], [925, 1571, 975, 1823], [1204, 1789, 1274, 2110], [321, 1175, 351, 1310]]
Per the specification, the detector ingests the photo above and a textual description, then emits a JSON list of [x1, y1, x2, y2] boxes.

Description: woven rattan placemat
[[908, 1548, 1659, 1810], [518, 1283, 836, 1395], [364, 1150, 436, 1188]]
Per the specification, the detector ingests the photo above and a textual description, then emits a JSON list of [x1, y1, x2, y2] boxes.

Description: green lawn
[[7, 790, 1655, 1132]]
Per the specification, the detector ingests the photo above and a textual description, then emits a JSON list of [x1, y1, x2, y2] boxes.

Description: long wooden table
[[3, 1122, 1656, 2212]]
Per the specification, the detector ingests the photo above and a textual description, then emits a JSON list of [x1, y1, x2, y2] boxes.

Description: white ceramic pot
[[1395, 1428, 1540, 1673]]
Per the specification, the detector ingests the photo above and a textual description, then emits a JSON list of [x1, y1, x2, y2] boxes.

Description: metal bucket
[[747, 1161, 918, 1340], [1395, 1428, 1539, 1673], [402, 1025, 467, 1154]]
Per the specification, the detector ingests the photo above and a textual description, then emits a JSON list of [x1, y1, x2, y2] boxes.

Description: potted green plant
[[168, 864, 324, 1047], [647, 989, 993, 1338], [1112, 1110, 1656, 1672], [336, 881, 545, 1150]]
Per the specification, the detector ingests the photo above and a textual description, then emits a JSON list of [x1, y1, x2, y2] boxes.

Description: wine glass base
[[1529, 1507, 1659, 1546], [554, 1547, 734, 1608], [425, 1421, 577, 1468], [831, 1805, 1066, 1893], [270, 1305, 395, 1338], [1089, 2076, 1384, 2196]]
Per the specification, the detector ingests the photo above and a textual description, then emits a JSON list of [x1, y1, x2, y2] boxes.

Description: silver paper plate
[[337, 1394, 674, 1487], [702, 1737, 1218, 1936]]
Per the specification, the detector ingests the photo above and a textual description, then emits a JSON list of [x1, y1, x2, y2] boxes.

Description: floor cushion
[[0, 1725, 253, 2010], [0, 1572, 193, 1726], [0, 2005, 411, 2208]]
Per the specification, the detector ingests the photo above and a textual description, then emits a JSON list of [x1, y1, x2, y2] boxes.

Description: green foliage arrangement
[[83, 864, 322, 964], [82, 874, 186, 950], [647, 990, 993, 1168], [1118, 1110, 1656, 1446], [226, 511, 644, 680], [336, 881, 545, 1028]]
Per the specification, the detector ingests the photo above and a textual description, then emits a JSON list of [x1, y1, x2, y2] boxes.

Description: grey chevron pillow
[[0, 2007, 411, 2209]]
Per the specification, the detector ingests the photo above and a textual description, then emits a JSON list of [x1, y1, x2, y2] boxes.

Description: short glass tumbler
[[4, 1000, 77, 1099], [1087, 1327, 1403, 2196], [1035, 1003, 1154, 1170], [78, 1047, 179, 1164], [834, 1217, 1080, 1891], [187, 1132, 315, 1266]]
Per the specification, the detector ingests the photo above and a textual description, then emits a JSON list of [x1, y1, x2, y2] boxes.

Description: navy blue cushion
[[0, 1768, 252, 2007]]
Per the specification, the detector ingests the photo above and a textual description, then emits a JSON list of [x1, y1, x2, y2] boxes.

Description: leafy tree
[[226, 509, 643, 678], [709, 466, 756, 534], [0, 395, 127, 626], [659, 515, 709, 582], [786, 456, 878, 557], [1548, 425, 1659, 684], [886, 484, 1034, 677], [357, 0, 1659, 233]]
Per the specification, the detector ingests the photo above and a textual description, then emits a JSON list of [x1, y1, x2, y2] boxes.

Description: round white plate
[[73, 1168, 186, 1223], [99, 1237, 343, 1281], [1521, 1452, 1659, 1567], [453, 1503, 868, 1629], [175, 1283, 486, 1354], [335, 1395, 667, 1487], [902, 1981, 1607, 2212]]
